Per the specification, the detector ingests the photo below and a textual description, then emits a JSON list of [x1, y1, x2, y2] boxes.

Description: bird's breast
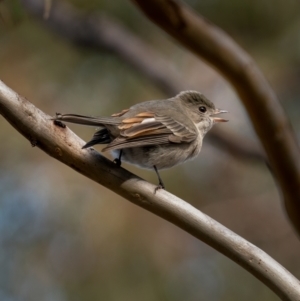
[[111, 137, 202, 170]]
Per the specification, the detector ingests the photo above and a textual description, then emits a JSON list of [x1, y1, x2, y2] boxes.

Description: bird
[[54, 91, 228, 190]]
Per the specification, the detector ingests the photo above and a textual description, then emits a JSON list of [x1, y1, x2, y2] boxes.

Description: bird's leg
[[113, 149, 123, 167], [153, 165, 165, 192]]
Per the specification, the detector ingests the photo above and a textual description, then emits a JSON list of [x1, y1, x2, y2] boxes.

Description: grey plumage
[[54, 91, 227, 189]]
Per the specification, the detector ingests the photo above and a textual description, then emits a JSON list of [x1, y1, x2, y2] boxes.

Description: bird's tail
[[53, 113, 120, 149], [54, 113, 120, 126]]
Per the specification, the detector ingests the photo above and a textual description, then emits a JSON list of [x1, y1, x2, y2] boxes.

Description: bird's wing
[[102, 112, 197, 151]]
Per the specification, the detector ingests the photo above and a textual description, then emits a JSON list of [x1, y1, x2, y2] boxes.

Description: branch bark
[[0, 81, 300, 300], [131, 0, 300, 234], [6, 0, 300, 298], [20, 0, 267, 164]]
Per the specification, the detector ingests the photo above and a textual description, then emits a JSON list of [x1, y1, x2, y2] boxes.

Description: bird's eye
[[199, 106, 207, 113]]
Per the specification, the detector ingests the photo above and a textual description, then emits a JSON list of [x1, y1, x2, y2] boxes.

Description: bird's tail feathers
[[54, 113, 121, 126]]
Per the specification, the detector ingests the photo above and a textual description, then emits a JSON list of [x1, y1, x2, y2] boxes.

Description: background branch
[[131, 0, 300, 234], [0, 79, 299, 300], [20, 0, 267, 164]]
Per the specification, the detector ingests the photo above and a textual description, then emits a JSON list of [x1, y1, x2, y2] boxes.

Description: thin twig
[[43, 0, 52, 19]]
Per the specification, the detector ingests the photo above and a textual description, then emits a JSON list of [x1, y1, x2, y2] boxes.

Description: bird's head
[[178, 90, 228, 135]]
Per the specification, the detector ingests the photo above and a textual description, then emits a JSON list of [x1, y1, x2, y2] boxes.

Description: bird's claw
[[154, 184, 165, 193], [113, 158, 122, 167]]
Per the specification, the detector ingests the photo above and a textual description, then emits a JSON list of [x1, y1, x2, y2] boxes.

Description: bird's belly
[[111, 140, 202, 170]]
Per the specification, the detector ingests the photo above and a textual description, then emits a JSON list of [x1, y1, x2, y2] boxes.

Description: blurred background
[[1, 0, 300, 300]]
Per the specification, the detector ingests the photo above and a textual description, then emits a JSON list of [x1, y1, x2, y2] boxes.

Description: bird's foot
[[113, 158, 122, 167], [154, 184, 165, 194]]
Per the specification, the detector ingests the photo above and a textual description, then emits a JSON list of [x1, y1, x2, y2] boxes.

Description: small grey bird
[[54, 91, 227, 189]]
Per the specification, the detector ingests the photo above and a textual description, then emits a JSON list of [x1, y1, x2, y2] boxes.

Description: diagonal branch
[[20, 0, 267, 164], [131, 0, 300, 234], [0, 80, 300, 300]]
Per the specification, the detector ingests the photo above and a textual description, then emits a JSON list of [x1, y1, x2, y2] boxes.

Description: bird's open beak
[[211, 109, 228, 123]]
